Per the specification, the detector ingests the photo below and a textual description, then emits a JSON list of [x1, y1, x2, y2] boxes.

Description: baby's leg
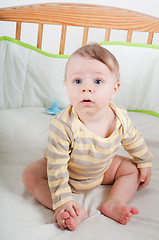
[[100, 155, 140, 225], [23, 160, 87, 230], [22, 158, 52, 209]]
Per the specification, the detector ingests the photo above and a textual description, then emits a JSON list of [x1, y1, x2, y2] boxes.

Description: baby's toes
[[66, 218, 77, 231], [120, 212, 132, 225], [60, 211, 70, 220]]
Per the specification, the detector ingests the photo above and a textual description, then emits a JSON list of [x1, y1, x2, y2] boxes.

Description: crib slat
[[82, 27, 89, 46], [59, 25, 67, 54], [16, 22, 21, 40], [147, 32, 154, 44], [126, 30, 132, 42], [37, 23, 43, 49], [105, 29, 111, 41]]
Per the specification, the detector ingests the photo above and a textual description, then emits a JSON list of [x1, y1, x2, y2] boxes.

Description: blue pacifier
[[46, 102, 63, 115]]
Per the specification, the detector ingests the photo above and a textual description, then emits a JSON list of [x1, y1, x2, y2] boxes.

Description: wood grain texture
[[147, 32, 154, 44], [82, 27, 89, 46], [1, 3, 159, 51], [15, 22, 21, 40], [105, 29, 111, 41], [0, 3, 159, 32], [59, 25, 67, 54], [126, 30, 132, 42], [37, 23, 43, 49]]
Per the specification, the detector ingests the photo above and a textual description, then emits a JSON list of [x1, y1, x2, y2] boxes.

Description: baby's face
[[65, 55, 120, 115]]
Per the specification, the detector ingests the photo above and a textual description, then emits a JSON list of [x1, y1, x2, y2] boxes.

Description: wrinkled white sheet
[[0, 108, 159, 240]]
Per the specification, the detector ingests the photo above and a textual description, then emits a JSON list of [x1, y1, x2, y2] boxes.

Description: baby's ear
[[64, 78, 67, 85], [115, 81, 120, 92], [111, 81, 120, 100]]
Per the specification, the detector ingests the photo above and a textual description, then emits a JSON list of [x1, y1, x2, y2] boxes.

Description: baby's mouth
[[81, 99, 94, 106], [83, 99, 92, 102]]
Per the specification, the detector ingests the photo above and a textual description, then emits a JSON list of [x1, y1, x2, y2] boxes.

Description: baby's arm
[[121, 110, 152, 180], [47, 117, 74, 210], [139, 167, 151, 188]]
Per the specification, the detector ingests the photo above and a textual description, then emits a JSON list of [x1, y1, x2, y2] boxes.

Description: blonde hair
[[65, 43, 120, 81]]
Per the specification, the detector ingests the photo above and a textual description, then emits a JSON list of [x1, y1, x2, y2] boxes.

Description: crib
[[0, 3, 159, 240]]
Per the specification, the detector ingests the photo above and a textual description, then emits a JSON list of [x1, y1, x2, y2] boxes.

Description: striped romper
[[46, 103, 152, 210]]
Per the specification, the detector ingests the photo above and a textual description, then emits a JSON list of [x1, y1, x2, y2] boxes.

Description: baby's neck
[[76, 107, 116, 138], [77, 106, 109, 122]]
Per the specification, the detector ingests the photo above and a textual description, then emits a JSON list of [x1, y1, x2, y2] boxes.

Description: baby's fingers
[[56, 215, 67, 230], [139, 167, 151, 188], [60, 211, 70, 220], [140, 170, 146, 183], [73, 203, 80, 216], [66, 202, 80, 217], [53, 212, 57, 222]]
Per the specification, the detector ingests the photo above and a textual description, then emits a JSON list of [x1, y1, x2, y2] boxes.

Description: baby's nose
[[82, 84, 94, 93], [82, 88, 92, 93]]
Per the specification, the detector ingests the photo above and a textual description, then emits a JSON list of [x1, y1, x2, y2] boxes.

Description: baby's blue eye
[[95, 79, 102, 84], [75, 79, 82, 84]]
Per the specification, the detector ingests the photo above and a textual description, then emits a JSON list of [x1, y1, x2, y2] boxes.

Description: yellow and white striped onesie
[[46, 103, 152, 210]]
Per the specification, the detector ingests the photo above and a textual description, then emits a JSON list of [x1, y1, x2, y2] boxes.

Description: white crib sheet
[[0, 108, 159, 240]]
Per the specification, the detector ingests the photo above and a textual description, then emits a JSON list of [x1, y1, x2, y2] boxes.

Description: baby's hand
[[53, 200, 80, 230], [139, 167, 151, 188]]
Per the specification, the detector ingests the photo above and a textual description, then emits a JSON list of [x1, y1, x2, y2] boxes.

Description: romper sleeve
[[121, 110, 152, 168], [46, 117, 73, 210]]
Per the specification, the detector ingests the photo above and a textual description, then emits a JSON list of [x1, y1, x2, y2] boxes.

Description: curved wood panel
[[0, 3, 159, 32]]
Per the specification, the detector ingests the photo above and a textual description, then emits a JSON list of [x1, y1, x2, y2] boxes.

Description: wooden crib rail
[[0, 3, 159, 54]]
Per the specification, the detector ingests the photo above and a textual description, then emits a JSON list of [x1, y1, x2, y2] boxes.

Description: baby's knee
[[22, 165, 38, 193], [126, 160, 140, 178], [116, 158, 139, 179]]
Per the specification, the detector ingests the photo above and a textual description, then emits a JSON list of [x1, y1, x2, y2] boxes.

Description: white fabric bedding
[[1, 37, 159, 117], [0, 108, 159, 240]]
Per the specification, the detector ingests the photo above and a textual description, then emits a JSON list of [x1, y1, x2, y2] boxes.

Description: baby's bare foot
[[66, 207, 87, 231], [60, 207, 87, 231], [60, 211, 70, 220], [100, 200, 139, 225]]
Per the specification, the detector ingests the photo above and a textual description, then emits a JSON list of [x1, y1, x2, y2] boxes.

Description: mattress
[[0, 108, 159, 240]]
